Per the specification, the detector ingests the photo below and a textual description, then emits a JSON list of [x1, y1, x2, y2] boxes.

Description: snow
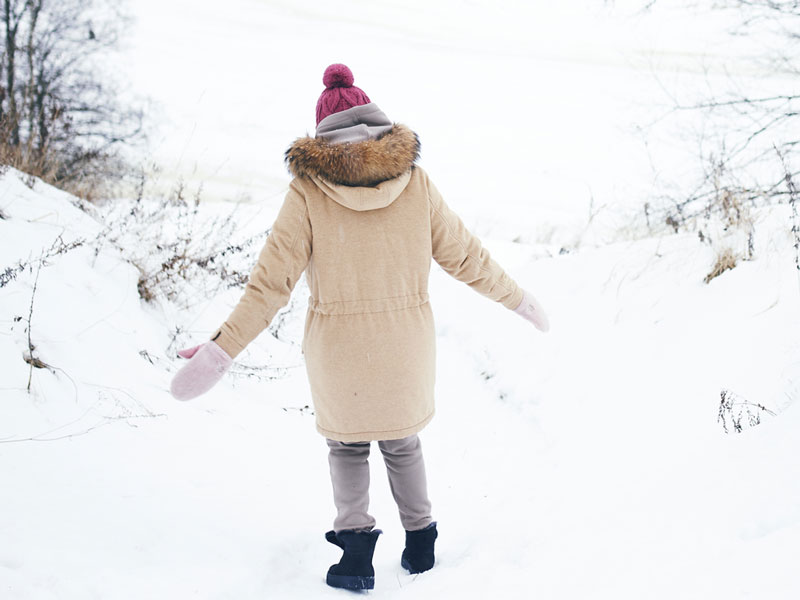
[[2, 0, 800, 598], [2, 165, 799, 598], [124, 0, 766, 241]]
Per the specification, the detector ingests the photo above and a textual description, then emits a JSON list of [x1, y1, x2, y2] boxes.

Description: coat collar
[[285, 124, 420, 187]]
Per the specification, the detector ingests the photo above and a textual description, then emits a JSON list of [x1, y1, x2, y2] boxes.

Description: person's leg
[[325, 439, 381, 590], [378, 434, 437, 573], [326, 439, 376, 532], [378, 434, 433, 531]]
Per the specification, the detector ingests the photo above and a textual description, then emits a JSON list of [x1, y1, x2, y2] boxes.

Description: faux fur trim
[[285, 125, 420, 187]]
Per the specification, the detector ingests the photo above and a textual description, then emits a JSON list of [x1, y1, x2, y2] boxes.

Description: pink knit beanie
[[315, 64, 371, 126]]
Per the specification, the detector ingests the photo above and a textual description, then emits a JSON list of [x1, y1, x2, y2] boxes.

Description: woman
[[170, 63, 549, 590]]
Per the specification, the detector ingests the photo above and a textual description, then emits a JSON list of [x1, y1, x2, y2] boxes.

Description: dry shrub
[[704, 247, 738, 283], [655, 168, 756, 283], [93, 176, 263, 309]]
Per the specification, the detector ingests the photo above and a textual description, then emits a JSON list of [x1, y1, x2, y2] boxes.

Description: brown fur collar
[[285, 125, 420, 187]]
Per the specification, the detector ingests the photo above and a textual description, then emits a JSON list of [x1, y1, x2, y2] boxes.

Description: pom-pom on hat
[[316, 64, 371, 126]]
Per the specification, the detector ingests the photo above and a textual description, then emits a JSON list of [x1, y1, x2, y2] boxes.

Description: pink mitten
[[514, 289, 550, 332], [170, 341, 233, 401]]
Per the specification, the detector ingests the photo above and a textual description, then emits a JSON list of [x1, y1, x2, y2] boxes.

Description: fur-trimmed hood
[[284, 124, 420, 188]]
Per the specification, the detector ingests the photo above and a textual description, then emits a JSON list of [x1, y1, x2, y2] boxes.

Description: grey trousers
[[326, 434, 433, 533]]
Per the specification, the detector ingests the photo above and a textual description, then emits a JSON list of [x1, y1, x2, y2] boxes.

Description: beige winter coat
[[213, 125, 523, 442]]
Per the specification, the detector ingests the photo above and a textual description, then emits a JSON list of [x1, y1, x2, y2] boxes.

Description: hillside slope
[[1, 170, 799, 599]]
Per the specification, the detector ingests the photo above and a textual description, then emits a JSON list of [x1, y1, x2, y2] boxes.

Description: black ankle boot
[[325, 528, 382, 590], [401, 522, 438, 574]]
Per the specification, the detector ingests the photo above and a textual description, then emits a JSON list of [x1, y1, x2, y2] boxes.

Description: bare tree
[[640, 1, 799, 246], [0, 0, 143, 197]]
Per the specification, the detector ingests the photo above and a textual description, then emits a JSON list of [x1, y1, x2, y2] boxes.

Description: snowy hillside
[[2, 167, 799, 599], [2, 0, 800, 596]]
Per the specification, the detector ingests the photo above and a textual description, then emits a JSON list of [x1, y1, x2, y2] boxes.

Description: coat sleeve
[[427, 173, 523, 311], [212, 182, 312, 358]]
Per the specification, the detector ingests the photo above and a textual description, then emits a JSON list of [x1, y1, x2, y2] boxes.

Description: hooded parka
[[212, 124, 523, 442]]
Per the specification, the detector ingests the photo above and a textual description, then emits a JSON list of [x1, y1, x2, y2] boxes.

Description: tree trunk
[[3, 0, 22, 147], [25, 2, 42, 157], [35, 66, 47, 156]]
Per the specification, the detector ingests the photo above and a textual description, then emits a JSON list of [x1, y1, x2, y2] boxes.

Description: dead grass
[[0, 140, 122, 202], [704, 247, 738, 284], [0, 142, 61, 187]]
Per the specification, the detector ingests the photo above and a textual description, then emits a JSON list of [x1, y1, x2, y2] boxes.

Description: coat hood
[[310, 170, 412, 212], [285, 124, 420, 211]]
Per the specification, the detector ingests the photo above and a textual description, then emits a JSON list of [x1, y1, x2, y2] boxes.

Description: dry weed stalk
[[25, 252, 43, 392], [775, 146, 800, 286], [718, 389, 775, 434]]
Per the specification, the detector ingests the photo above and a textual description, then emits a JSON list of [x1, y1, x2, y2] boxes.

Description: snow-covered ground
[[3, 0, 800, 598], [2, 162, 799, 598]]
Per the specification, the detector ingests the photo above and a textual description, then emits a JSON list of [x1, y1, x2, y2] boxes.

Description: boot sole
[[401, 557, 434, 574], [326, 573, 375, 590]]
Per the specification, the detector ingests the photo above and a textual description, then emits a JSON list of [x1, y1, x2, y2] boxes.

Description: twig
[[1, 235, 84, 289], [0, 415, 161, 444], [26, 251, 43, 394], [83, 382, 165, 420], [675, 93, 800, 111], [774, 145, 800, 291], [0, 392, 166, 444]]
